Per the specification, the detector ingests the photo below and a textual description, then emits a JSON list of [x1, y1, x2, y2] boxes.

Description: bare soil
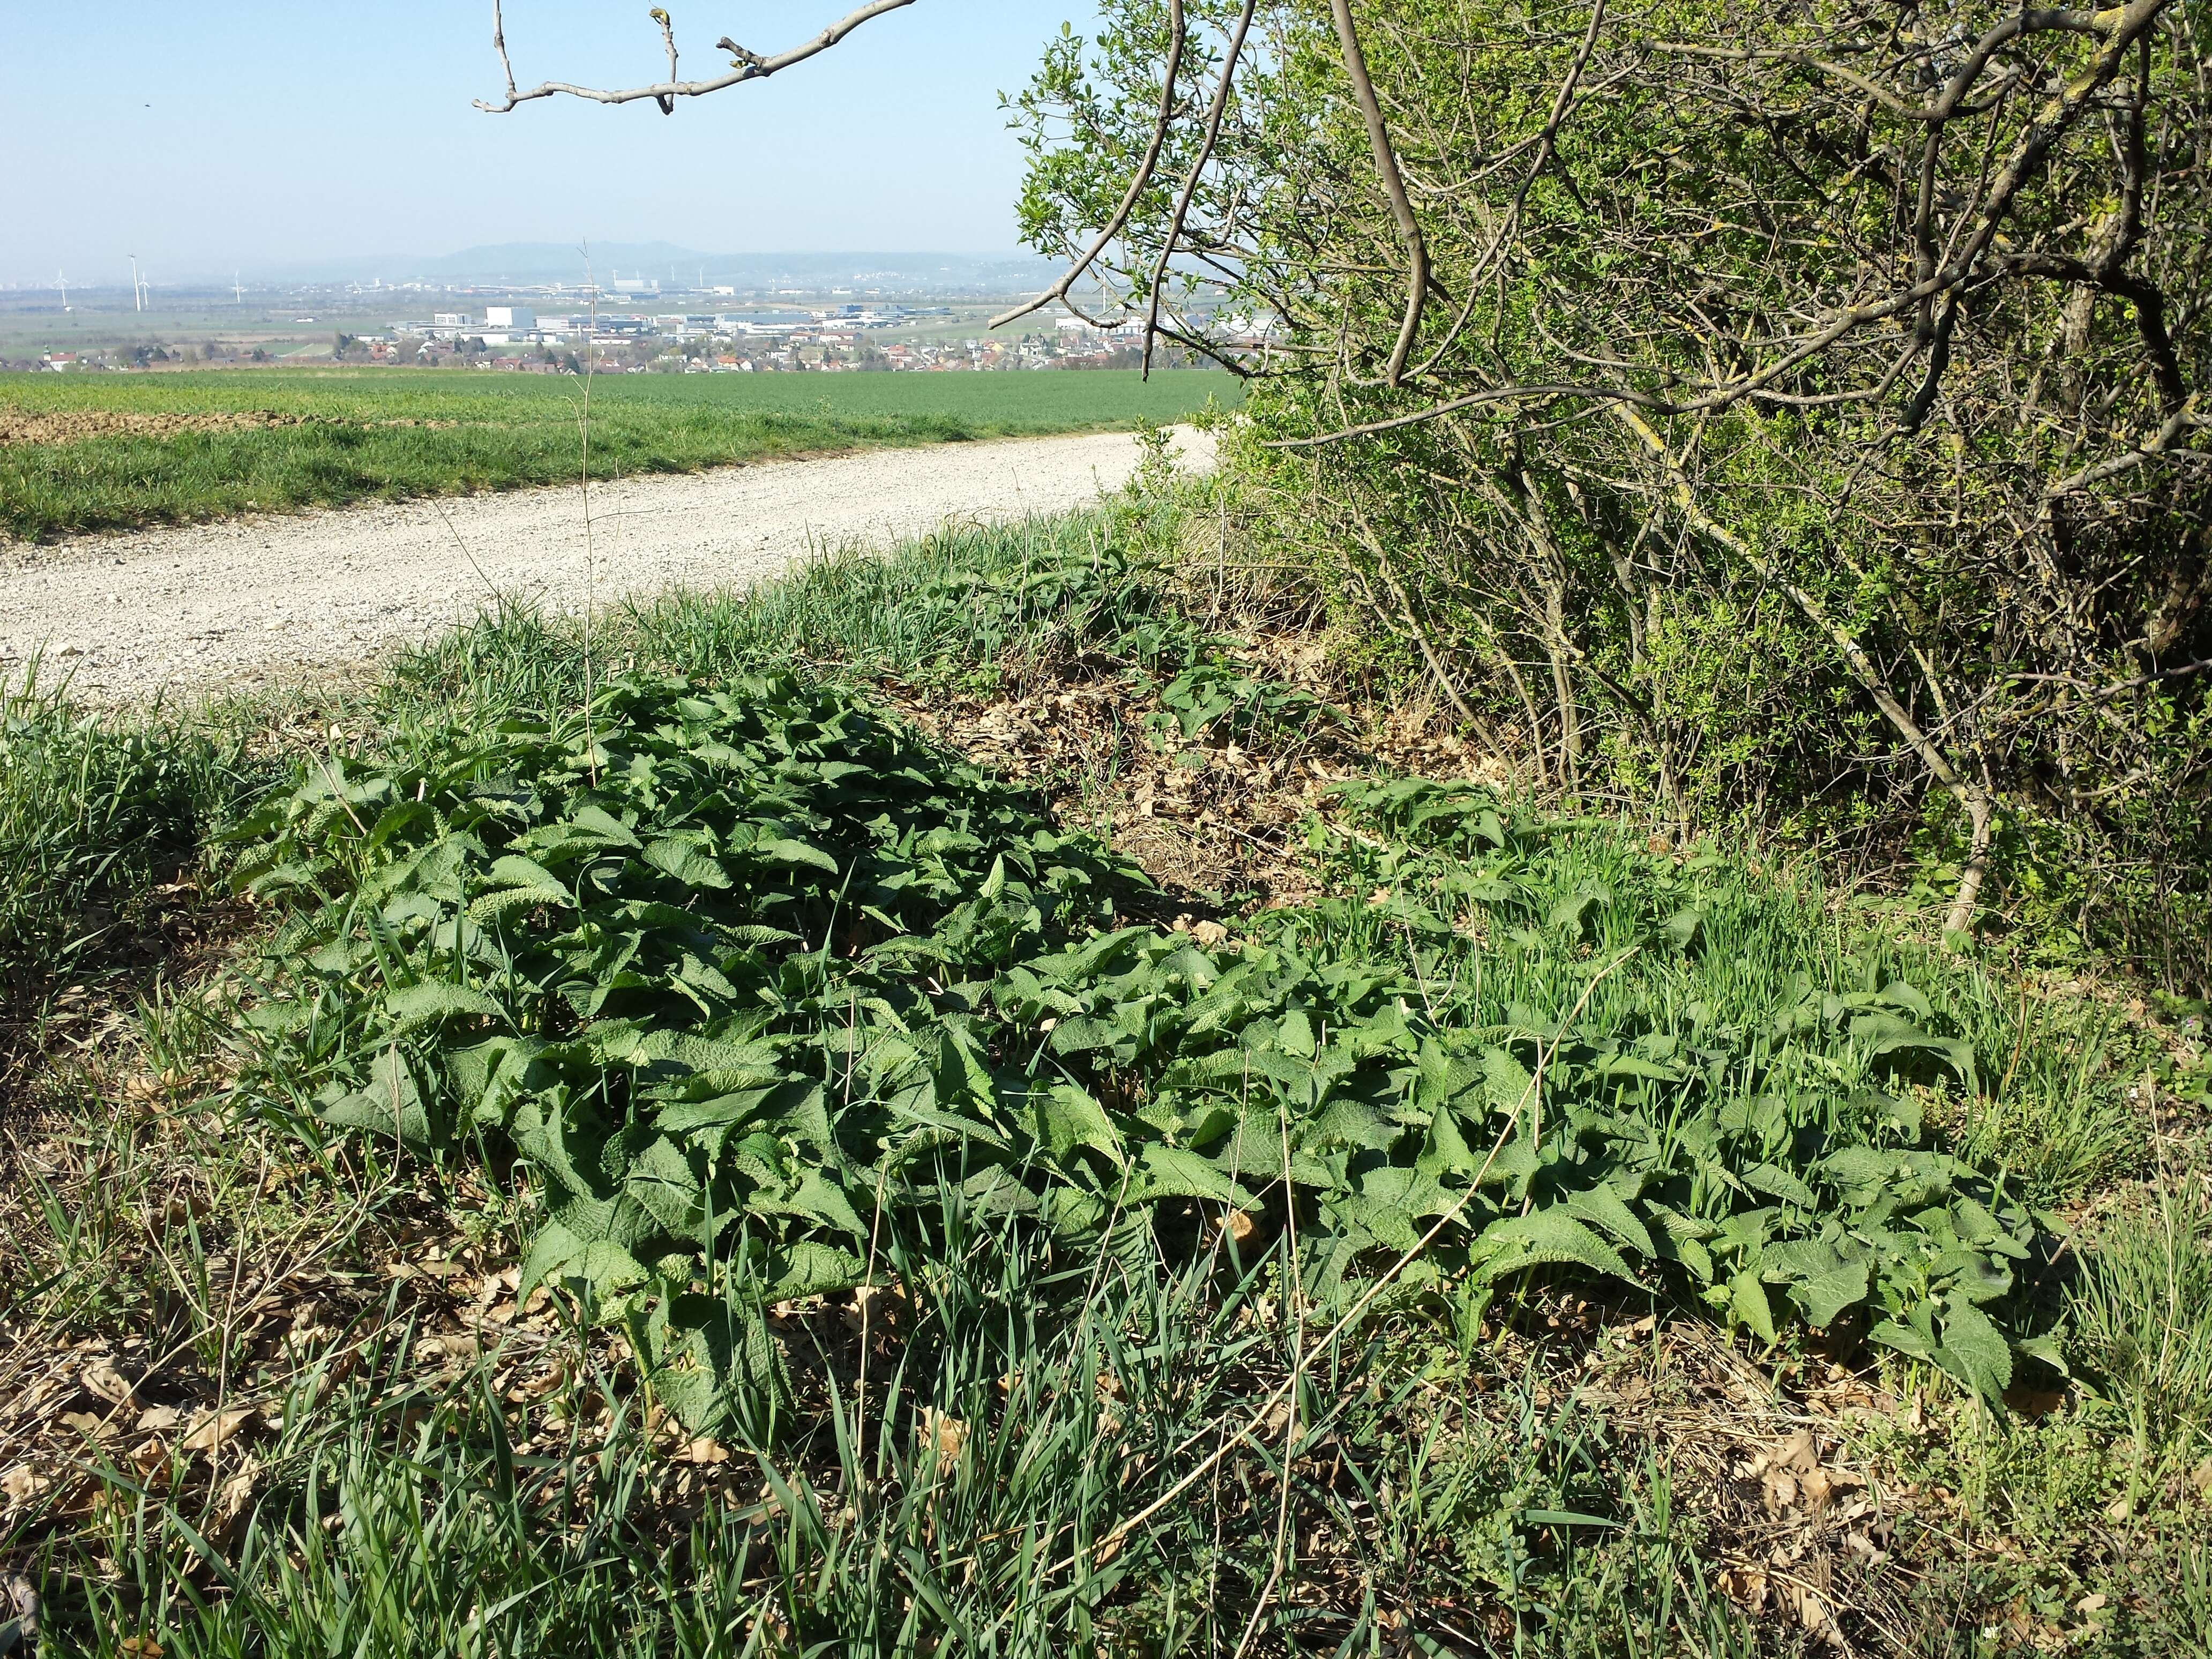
[[0, 409, 334, 446]]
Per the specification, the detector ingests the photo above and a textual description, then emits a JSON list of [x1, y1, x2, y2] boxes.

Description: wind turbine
[[233, 271, 243, 303], [54, 269, 71, 311], [129, 255, 147, 311]]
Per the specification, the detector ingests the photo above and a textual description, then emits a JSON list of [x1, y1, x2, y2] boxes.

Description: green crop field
[[0, 367, 1239, 543]]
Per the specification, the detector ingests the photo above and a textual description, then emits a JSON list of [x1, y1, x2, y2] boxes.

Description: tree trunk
[[1946, 785, 1994, 939]]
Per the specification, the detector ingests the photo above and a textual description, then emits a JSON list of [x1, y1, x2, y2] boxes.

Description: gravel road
[[0, 427, 1214, 706]]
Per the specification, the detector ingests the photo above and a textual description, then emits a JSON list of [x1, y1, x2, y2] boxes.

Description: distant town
[[1, 263, 1262, 376]]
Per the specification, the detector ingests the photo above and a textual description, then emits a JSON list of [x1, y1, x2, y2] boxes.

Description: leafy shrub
[[233, 682, 2059, 1428]]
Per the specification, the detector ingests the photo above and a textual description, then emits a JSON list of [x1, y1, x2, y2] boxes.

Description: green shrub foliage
[[1009, 0, 2212, 984], [234, 677, 2056, 1427]]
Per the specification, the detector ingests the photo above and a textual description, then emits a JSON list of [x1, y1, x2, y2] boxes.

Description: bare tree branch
[[474, 0, 918, 114], [1142, 0, 1259, 375], [1328, 0, 1429, 384], [991, 2, 1189, 332]]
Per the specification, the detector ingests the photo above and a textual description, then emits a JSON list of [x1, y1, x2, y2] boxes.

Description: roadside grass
[[0, 674, 257, 1028], [2, 496, 2208, 1654], [0, 369, 1237, 543]]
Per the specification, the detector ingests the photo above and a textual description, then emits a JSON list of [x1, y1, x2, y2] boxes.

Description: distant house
[[41, 352, 77, 372]]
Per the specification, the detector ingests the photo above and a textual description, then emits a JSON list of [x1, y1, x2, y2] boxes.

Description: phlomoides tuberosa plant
[[477, 3, 2211, 967]]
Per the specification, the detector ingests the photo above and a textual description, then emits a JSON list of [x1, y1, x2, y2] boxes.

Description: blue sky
[[0, 2, 1093, 285]]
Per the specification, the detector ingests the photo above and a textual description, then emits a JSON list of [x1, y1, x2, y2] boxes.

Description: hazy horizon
[[1, 244, 1065, 296], [1, 2, 1098, 289]]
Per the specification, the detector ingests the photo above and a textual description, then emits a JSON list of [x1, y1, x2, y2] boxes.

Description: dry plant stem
[[578, 251, 600, 788], [1327, 0, 1427, 385], [1614, 405, 1994, 935], [992, 1, 1189, 332], [475, 0, 918, 112], [1347, 503, 1502, 751], [1061, 947, 1640, 1580], [431, 498, 501, 601], [1228, 1103, 1312, 1659]]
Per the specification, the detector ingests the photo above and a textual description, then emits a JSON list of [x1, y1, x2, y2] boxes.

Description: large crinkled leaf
[[624, 1135, 706, 1235], [1787, 1261, 1870, 1328], [1934, 1298, 2013, 1400], [384, 982, 505, 1033], [1357, 1164, 1457, 1219], [1323, 1194, 1422, 1254], [1730, 1270, 1778, 1344], [518, 1220, 650, 1303], [1035, 1082, 1124, 1167], [764, 1241, 867, 1300], [571, 804, 640, 846], [644, 837, 732, 890], [1869, 1307, 1940, 1363], [1130, 1144, 1257, 1207], [487, 852, 567, 891], [751, 1168, 866, 1238], [756, 837, 839, 875], [1482, 1046, 1535, 1115], [316, 1048, 433, 1150], [644, 1294, 778, 1434], [1742, 1161, 1819, 1209], [1561, 1182, 1656, 1259], [1471, 1209, 1633, 1284]]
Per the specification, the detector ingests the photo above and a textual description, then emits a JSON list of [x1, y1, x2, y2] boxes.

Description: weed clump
[[231, 664, 2061, 1431]]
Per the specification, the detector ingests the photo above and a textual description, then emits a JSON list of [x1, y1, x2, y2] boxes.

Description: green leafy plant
[[1144, 659, 1339, 748], [231, 681, 2059, 1427]]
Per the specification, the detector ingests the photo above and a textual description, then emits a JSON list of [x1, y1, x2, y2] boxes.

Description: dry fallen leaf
[[922, 1409, 968, 1463], [118, 1637, 164, 1659], [1776, 1428, 1820, 1473], [82, 1360, 136, 1408], [181, 1407, 255, 1454], [1784, 1582, 1834, 1636], [687, 1438, 732, 1466], [135, 1406, 184, 1434], [216, 1456, 263, 1522], [1190, 919, 1230, 948], [1717, 1564, 1768, 1611], [1, 1466, 42, 1507]]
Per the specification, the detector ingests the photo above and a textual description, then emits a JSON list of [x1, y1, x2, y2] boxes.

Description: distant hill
[[259, 244, 1062, 292]]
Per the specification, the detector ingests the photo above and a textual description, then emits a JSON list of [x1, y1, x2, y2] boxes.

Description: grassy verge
[[0, 368, 1237, 543], [3, 498, 2210, 1655]]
